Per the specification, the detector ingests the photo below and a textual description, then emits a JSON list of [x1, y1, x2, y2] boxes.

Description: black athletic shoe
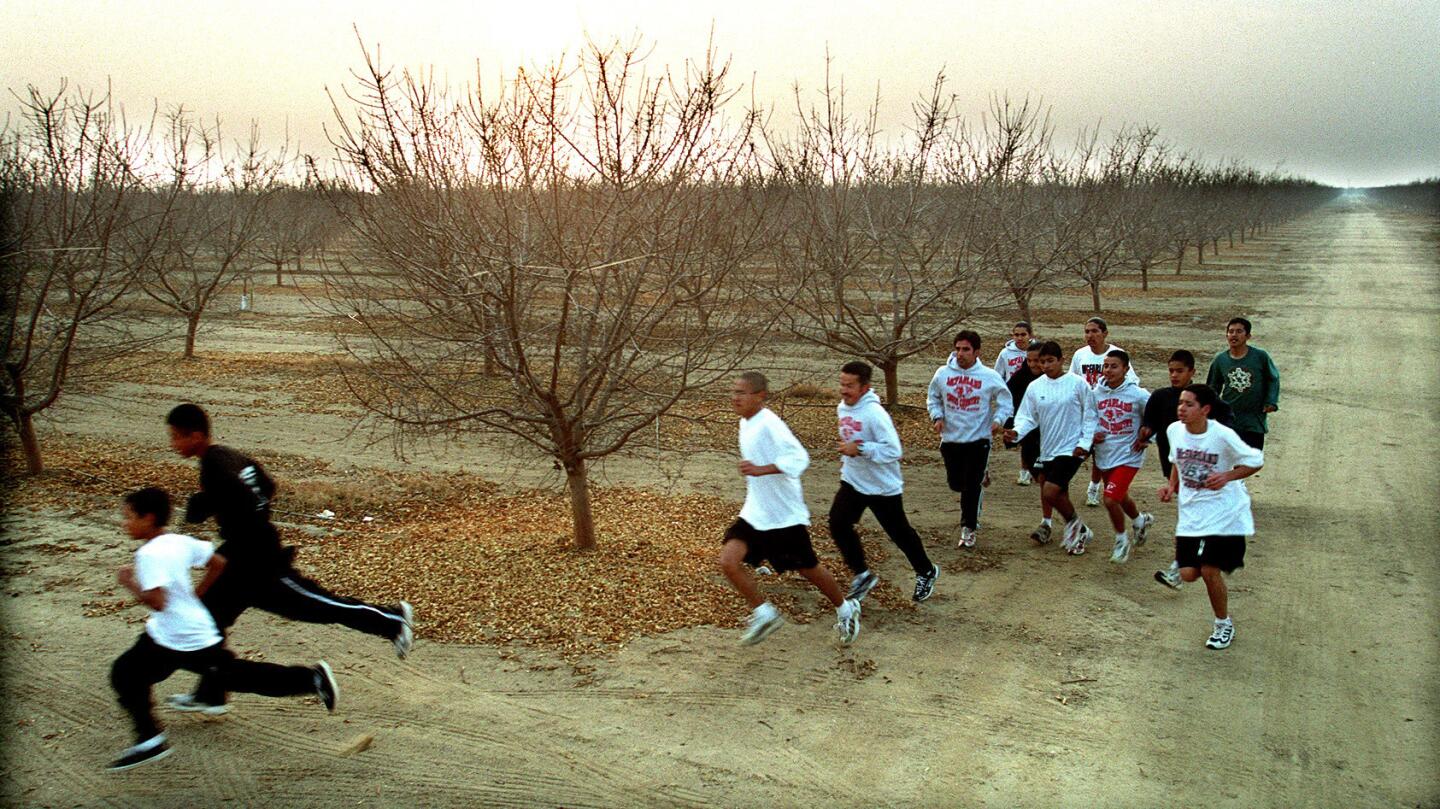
[[846, 570, 879, 602], [913, 565, 939, 602], [107, 735, 171, 772], [314, 661, 339, 712]]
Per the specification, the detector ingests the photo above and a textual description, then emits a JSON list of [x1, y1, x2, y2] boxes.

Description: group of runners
[[717, 316, 1280, 657], [105, 318, 1278, 772]]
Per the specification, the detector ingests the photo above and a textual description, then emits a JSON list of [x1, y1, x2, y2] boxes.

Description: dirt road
[[2, 199, 1436, 807]]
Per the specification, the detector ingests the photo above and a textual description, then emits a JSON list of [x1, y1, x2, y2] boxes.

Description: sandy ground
[[2, 198, 1437, 807]]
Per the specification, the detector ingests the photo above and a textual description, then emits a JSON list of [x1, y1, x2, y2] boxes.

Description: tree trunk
[[274, 259, 284, 287], [565, 457, 596, 551], [1195, 241, 1204, 265], [1140, 260, 1150, 291], [1212, 236, 1220, 253], [1015, 289, 1033, 323], [184, 312, 201, 359], [1091, 282, 1102, 313], [18, 410, 43, 474], [1175, 244, 1186, 275], [879, 359, 900, 408], [1228, 230, 1235, 248]]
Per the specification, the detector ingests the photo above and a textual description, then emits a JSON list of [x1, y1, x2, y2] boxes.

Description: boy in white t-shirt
[[1157, 385, 1264, 651], [719, 372, 861, 646], [108, 487, 339, 771]]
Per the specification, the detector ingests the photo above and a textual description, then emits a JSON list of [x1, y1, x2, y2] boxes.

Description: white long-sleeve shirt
[[1070, 343, 1140, 388], [837, 389, 905, 496], [1011, 373, 1095, 461], [1088, 379, 1151, 470], [1167, 420, 1265, 536], [738, 407, 811, 530], [993, 340, 1029, 382], [926, 356, 1014, 443]]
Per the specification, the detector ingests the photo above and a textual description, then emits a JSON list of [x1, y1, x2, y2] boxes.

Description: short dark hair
[[1183, 383, 1219, 412], [166, 403, 210, 436], [840, 361, 873, 386], [1012, 321, 1032, 334], [1085, 317, 1108, 333], [125, 487, 171, 527], [1025, 341, 1043, 353], [1038, 340, 1063, 359], [1105, 349, 1131, 367], [954, 329, 981, 351], [737, 371, 769, 394], [1168, 349, 1196, 370], [1227, 317, 1252, 335]]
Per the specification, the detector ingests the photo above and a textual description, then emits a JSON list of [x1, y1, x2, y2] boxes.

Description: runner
[[1004, 341, 1045, 488], [165, 404, 413, 714], [1138, 350, 1233, 588], [992, 321, 1034, 383], [108, 487, 338, 771], [830, 362, 940, 603], [1205, 317, 1280, 449], [1158, 384, 1264, 650], [1004, 341, 1096, 554], [1086, 350, 1153, 563], [1070, 317, 1139, 507], [719, 372, 861, 645], [926, 330, 1014, 549]]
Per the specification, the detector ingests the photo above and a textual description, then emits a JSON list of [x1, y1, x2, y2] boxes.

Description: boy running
[[1004, 341, 1096, 554], [1158, 384, 1264, 650], [927, 330, 1014, 549], [1069, 317, 1139, 507], [829, 361, 940, 604], [109, 487, 338, 771], [719, 372, 861, 645], [165, 404, 412, 713], [1086, 350, 1153, 563], [1205, 317, 1280, 449], [1139, 351, 1233, 588], [992, 321, 1034, 383], [1004, 341, 1045, 488]]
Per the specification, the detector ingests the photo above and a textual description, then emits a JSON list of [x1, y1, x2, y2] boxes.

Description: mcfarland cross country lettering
[[838, 415, 864, 442], [946, 376, 983, 410]]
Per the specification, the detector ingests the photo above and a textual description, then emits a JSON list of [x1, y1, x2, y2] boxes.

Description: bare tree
[[322, 37, 779, 550], [254, 177, 334, 287], [1, 84, 168, 472], [141, 111, 280, 358], [764, 68, 998, 405]]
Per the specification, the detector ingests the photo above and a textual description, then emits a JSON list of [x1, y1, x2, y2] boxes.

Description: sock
[[1215, 616, 1232, 626], [1041, 517, 1053, 527], [1168, 560, 1180, 572], [754, 601, 777, 619], [1116, 532, 1127, 542]]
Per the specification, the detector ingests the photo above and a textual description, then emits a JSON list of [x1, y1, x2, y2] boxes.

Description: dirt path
[[2, 199, 1436, 807]]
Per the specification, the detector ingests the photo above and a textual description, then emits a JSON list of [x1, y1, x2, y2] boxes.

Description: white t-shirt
[[1011, 372, 1095, 461], [134, 532, 223, 652], [1070, 343, 1140, 388], [1166, 421, 1265, 536], [738, 408, 811, 530]]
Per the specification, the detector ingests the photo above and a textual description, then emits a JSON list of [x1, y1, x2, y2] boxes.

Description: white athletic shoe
[[834, 599, 861, 645], [1205, 620, 1235, 650], [846, 570, 879, 602], [1068, 523, 1092, 556], [958, 527, 977, 549], [1110, 532, 1132, 564], [1085, 482, 1101, 507], [165, 694, 229, 715], [1154, 561, 1183, 590], [740, 602, 784, 645], [392, 601, 415, 659], [1061, 519, 1080, 551], [1017, 469, 1032, 486], [1132, 513, 1154, 546]]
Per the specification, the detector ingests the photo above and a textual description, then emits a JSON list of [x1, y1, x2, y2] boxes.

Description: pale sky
[[3, 0, 1436, 187]]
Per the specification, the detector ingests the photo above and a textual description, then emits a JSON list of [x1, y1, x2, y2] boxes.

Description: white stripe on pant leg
[[279, 577, 401, 625]]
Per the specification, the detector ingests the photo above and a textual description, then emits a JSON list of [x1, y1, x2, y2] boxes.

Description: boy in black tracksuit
[[165, 403, 414, 712]]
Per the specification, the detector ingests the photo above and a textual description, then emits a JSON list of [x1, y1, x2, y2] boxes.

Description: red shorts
[[1100, 465, 1139, 501]]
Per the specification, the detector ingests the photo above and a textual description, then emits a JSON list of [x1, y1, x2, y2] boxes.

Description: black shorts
[[723, 519, 820, 574], [1236, 430, 1265, 450], [1035, 454, 1082, 489], [1175, 534, 1246, 573]]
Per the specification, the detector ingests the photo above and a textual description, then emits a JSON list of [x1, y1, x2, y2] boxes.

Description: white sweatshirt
[[1166, 420, 1265, 536], [926, 356, 1015, 443], [1088, 378, 1151, 470], [738, 407, 811, 530], [1011, 372, 1095, 461], [135, 533, 224, 652], [837, 389, 905, 496], [1070, 343, 1140, 388], [993, 340, 1029, 382]]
